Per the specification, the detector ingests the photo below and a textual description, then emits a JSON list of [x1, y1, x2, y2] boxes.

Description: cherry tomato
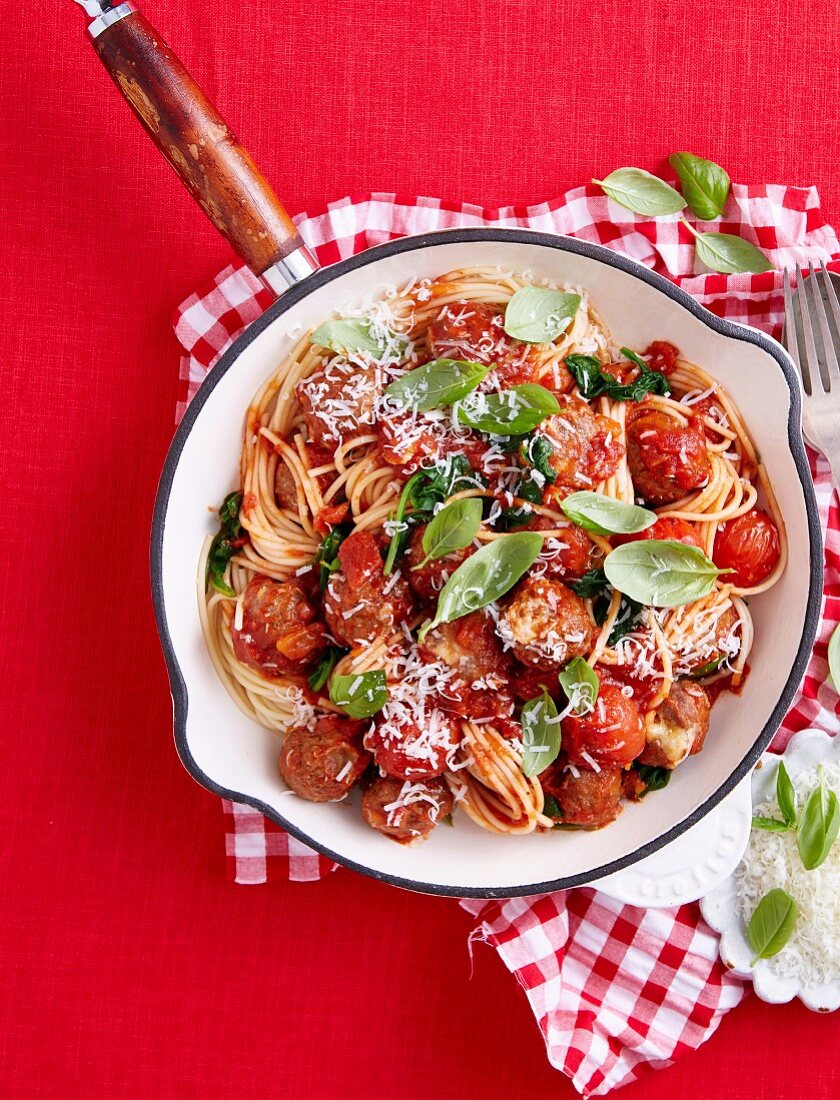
[[613, 516, 702, 550], [562, 679, 645, 767], [713, 509, 781, 588]]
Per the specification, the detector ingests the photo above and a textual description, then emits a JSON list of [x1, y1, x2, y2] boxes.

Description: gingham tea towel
[[174, 184, 840, 1096]]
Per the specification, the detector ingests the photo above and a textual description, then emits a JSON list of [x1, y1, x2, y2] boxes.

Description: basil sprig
[[414, 497, 482, 569], [668, 152, 731, 220], [747, 888, 798, 965], [419, 531, 542, 640], [558, 657, 599, 716], [632, 762, 672, 796], [521, 690, 562, 776], [315, 525, 349, 592], [797, 766, 840, 870], [593, 168, 686, 216], [458, 383, 559, 435], [329, 670, 389, 719], [503, 287, 581, 344], [682, 220, 772, 274], [565, 350, 671, 402], [561, 490, 657, 536], [384, 359, 488, 411], [206, 491, 244, 597], [308, 646, 347, 693], [310, 318, 392, 357], [603, 539, 729, 608]]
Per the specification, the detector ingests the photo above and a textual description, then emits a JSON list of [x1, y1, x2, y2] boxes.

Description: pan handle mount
[[75, 2, 318, 295]]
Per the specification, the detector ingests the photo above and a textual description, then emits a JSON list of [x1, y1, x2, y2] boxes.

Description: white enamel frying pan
[[78, 1, 823, 897]]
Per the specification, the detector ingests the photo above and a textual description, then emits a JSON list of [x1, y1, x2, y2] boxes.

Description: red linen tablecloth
[[5, 1, 840, 1096]]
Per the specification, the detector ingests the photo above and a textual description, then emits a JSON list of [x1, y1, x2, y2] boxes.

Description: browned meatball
[[275, 462, 298, 510], [670, 605, 741, 676], [427, 300, 537, 385], [296, 359, 382, 446], [497, 576, 596, 672], [640, 681, 711, 769], [323, 531, 416, 646], [406, 523, 475, 601], [362, 775, 453, 844], [540, 761, 623, 828], [231, 576, 327, 678], [421, 611, 513, 719], [278, 715, 370, 802], [526, 514, 596, 581], [626, 408, 712, 505], [540, 395, 624, 495]]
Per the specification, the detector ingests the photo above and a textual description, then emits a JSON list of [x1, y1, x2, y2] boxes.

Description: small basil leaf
[[693, 231, 773, 275], [570, 568, 609, 599], [751, 816, 791, 833], [776, 761, 797, 829], [561, 490, 657, 537], [207, 490, 244, 597], [310, 318, 390, 357], [668, 152, 731, 220], [458, 383, 560, 435], [558, 657, 599, 716], [796, 768, 840, 870], [416, 497, 482, 568], [329, 670, 389, 719], [503, 287, 581, 344], [633, 763, 672, 795], [409, 455, 480, 513], [593, 167, 686, 216], [828, 622, 840, 691], [419, 531, 543, 639], [747, 888, 798, 964], [603, 539, 728, 608], [308, 646, 346, 693], [521, 690, 562, 777], [385, 359, 488, 411]]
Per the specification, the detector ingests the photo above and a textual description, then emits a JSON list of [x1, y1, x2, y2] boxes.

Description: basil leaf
[[593, 167, 686, 216], [329, 670, 389, 719], [415, 497, 482, 568], [310, 318, 391, 357], [747, 888, 798, 964], [828, 622, 840, 691], [751, 816, 791, 833], [776, 761, 797, 829], [570, 568, 609, 599], [604, 539, 728, 608], [668, 152, 731, 220], [565, 351, 671, 403], [521, 690, 562, 777], [458, 383, 560, 435], [315, 524, 350, 591], [420, 531, 543, 639], [308, 646, 346, 693], [558, 656, 599, 716], [633, 763, 672, 795], [796, 767, 840, 870], [561, 490, 657, 536], [207, 490, 244, 597], [503, 287, 581, 344], [693, 231, 772, 275], [384, 359, 488, 411]]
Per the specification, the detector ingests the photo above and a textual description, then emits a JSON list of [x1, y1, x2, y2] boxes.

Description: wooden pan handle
[[83, 3, 316, 289]]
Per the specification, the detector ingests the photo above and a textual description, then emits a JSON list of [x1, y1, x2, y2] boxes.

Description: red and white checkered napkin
[[175, 186, 840, 1095]]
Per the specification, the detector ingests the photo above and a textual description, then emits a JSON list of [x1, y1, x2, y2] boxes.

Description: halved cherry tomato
[[713, 509, 780, 588]]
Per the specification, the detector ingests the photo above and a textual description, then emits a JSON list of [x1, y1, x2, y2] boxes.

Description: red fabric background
[[3, 1, 840, 1095]]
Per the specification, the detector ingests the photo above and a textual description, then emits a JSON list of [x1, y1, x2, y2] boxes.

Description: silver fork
[[783, 261, 840, 490]]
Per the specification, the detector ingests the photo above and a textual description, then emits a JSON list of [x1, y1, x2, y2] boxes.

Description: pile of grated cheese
[[736, 761, 840, 984]]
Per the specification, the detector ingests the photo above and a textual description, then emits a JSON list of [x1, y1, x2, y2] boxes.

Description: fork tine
[[816, 261, 840, 389], [803, 260, 838, 392], [795, 263, 824, 393], [783, 268, 810, 394]]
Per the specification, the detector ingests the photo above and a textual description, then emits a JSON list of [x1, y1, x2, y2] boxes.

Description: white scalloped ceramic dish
[[701, 728, 840, 1012]]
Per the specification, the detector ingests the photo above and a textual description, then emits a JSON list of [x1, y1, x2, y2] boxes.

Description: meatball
[[231, 575, 326, 678], [421, 611, 513, 719], [540, 761, 623, 828], [365, 704, 462, 780], [296, 359, 381, 446], [323, 531, 416, 646], [427, 300, 537, 385], [562, 679, 646, 768], [497, 576, 596, 672], [671, 604, 741, 676], [626, 408, 711, 505], [278, 715, 369, 802], [275, 442, 337, 511], [361, 775, 453, 845], [640, 681, 711, 769], [406, 523, 475, 601], [526, 514, 595, 581], [539, 395, 624, 495]]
